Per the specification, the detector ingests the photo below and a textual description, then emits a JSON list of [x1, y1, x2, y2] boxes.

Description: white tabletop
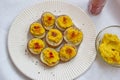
[[0, 0, 120, 80]]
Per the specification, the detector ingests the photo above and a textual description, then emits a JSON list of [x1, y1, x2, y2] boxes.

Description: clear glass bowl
[[95, 25, 120, 67]]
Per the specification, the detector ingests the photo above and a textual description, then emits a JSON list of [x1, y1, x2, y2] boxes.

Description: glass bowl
[[95, 25, 120, 67]]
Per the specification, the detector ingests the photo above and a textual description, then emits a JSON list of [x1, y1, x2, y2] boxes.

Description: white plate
[[8, 1, 96, 80]]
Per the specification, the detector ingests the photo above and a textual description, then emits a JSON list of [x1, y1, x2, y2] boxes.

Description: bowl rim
[[95, 25, 120, 68]]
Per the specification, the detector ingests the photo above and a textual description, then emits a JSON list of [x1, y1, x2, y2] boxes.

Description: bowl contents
[[27, 12, 83, 67], [27, 38, 45, 55], [40, 48, 60, 67], [99, 33, 120, 65]]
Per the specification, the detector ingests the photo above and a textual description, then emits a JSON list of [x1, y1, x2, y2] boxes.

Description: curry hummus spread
[[99, 33, 120, 64]]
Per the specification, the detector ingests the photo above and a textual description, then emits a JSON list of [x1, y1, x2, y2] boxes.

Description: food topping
[[60, 44, 76, 61], [42, 13, 55, 27], [30, 22, 45, 36], [57, 15, 73, 29], [29, 38, 45, 53], [43, 48, 59, 65], [48, 29, 62, 43], [66, 27, 83, 44]]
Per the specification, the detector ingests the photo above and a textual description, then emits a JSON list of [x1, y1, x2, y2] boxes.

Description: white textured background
[[0, 0, 120, 80]]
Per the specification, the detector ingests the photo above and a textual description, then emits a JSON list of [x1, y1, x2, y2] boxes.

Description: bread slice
[[59, 44, 77, 62], [43, 25, 54, 31], [31, 32, 45, 39], [27, 38, 45, 55], [40, 48, 60, 67], [46, 33, 63, 48], [55, 15, 73, 31], [29, 22, 45, 38], [64, 27, 83, 46], [55, 21, 65, 31], [41, 12, 55, 30]]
